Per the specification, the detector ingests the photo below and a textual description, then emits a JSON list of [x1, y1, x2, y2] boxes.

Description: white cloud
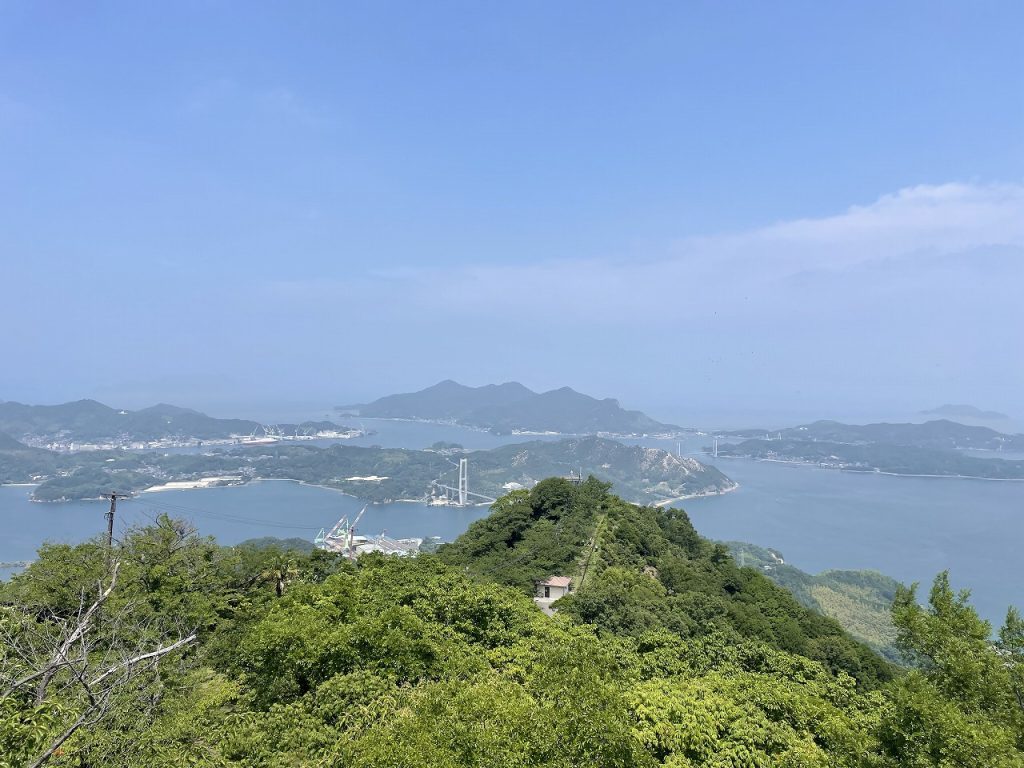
[[694, 182, 1024, 272], [260, 181, 1024, 324]]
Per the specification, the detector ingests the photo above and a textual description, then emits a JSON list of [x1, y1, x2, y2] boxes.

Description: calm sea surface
[[2, 419, 1021, 625], [684, 459, 1023, 625], [0, 481, 491, 565]]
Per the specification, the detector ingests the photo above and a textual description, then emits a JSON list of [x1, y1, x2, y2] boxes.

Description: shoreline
[[139, 477, 444, 507], [653, 481, 740, 508], [716, 455, 1024, 483], [141, 476, 245, 493], [344, 416, 691, 440]]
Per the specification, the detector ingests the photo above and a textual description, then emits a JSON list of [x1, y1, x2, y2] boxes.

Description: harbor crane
[[314, 504, 368, 559]]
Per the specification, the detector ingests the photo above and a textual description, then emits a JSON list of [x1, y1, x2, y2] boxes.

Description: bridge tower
[[458, 458, 468, 506]]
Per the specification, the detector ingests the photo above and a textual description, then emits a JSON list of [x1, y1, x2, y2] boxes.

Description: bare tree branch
[[1, 564, 121, 701], [36, 563, 119, 704], [88, 633, 198, 689]]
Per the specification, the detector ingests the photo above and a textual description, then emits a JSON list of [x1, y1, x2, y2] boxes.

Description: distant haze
[[2, 4, 1022, 425]]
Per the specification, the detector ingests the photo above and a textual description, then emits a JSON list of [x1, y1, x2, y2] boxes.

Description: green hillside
[[3, 481, 1023, 767], [725, 541, 903, 661], [441, 477, 891, 686], [23, 436, 732, 504]]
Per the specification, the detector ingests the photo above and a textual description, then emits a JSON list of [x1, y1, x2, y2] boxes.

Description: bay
[[684, 458, 1024, 625], [3, 418, 1021, 627], [0, 480, 489, 568]]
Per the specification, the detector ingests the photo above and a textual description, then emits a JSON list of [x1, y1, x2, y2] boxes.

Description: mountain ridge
[[725, 418, 1024, 451], [0, 399, 356, 446], [341, 380, 681, 435], [921, 403, 1010, 420]]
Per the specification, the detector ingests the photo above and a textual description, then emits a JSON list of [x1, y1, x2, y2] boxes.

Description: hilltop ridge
[[717, 417, 1024, 479], [0, 398, 360, 449], [5, 478, 1023, 766], [440, 477, 891, 685]]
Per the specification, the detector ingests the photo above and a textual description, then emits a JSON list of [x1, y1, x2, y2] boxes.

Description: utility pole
[[105, 492, 128, 568]]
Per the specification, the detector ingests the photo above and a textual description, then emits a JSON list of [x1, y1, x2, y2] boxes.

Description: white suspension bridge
[[430, 458, 497, 505]]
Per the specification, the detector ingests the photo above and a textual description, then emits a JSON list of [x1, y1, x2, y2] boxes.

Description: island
[[920, 404, 1011, 421], [713, 419, 1024, 479], [0, 399, 366, 451], [338, 379, 683, 436], [0, 433, 735, 506]]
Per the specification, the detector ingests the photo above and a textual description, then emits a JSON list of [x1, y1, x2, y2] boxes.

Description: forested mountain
[[343, 380, 680, 435], [440, 478, 891, 686], [715, 418, 1024, 479], [0, 400, 254, 443], [0, 431, 28, 451], [0, 430, 61, 481], [0, 399, 355, 446], [717, 437, 1024, 479], [463, 437, 734, 502], [14, 436, 732, 504], [342, 380, 536, 421], [4, 480, 1023, 766]]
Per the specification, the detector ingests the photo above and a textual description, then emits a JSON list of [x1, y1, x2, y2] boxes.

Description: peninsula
[[2, 435, 734, 506], [714, 419, 1024, 479], [0, 399, 365, 451]]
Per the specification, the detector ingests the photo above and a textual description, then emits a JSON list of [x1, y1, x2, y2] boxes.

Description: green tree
[[876, 573, 1024, 766]]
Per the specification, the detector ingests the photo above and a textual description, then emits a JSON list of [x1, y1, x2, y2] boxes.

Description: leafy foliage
[[2, 485, 1023, 766], [726, 541, 903, 660]]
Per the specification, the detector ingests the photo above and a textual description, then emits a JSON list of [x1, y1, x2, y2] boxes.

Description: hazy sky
[[2, 2, 1022, 425]]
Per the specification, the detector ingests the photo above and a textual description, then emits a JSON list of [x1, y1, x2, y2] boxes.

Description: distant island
[[722, 418, 1024, 452], [0, 433, 735, 505], [339, 379, 682, 436], [0, 399, 365, 450], [714, 419, 1024, 479], [920, 404, 1010, 421]]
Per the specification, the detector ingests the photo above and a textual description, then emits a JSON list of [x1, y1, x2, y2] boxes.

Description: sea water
[[3, 419, 1021, 626]]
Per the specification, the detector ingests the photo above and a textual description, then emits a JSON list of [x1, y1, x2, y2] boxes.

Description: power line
[[121, 496, 323, 531]]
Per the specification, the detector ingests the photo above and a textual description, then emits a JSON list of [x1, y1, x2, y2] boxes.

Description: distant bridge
[[432, 458, 496, 505]]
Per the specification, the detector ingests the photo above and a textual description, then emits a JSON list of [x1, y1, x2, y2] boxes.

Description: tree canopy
[[2, 483, 1022, 766]]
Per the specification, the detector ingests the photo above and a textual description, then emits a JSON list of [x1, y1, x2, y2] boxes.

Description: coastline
[[344, 415, 690, 440], [653, 481, 740, 508], [716, 455, 1024, 483], [141, 476, 245, 493]]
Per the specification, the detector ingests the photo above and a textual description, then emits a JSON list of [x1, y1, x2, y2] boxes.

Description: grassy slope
[[725, 541, 902, 661]]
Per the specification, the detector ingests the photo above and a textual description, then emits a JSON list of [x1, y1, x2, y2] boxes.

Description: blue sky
[[2, 2, 1023, 425]]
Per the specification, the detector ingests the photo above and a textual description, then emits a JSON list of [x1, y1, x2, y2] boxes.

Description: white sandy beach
[[141, 476, 244, 493]]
